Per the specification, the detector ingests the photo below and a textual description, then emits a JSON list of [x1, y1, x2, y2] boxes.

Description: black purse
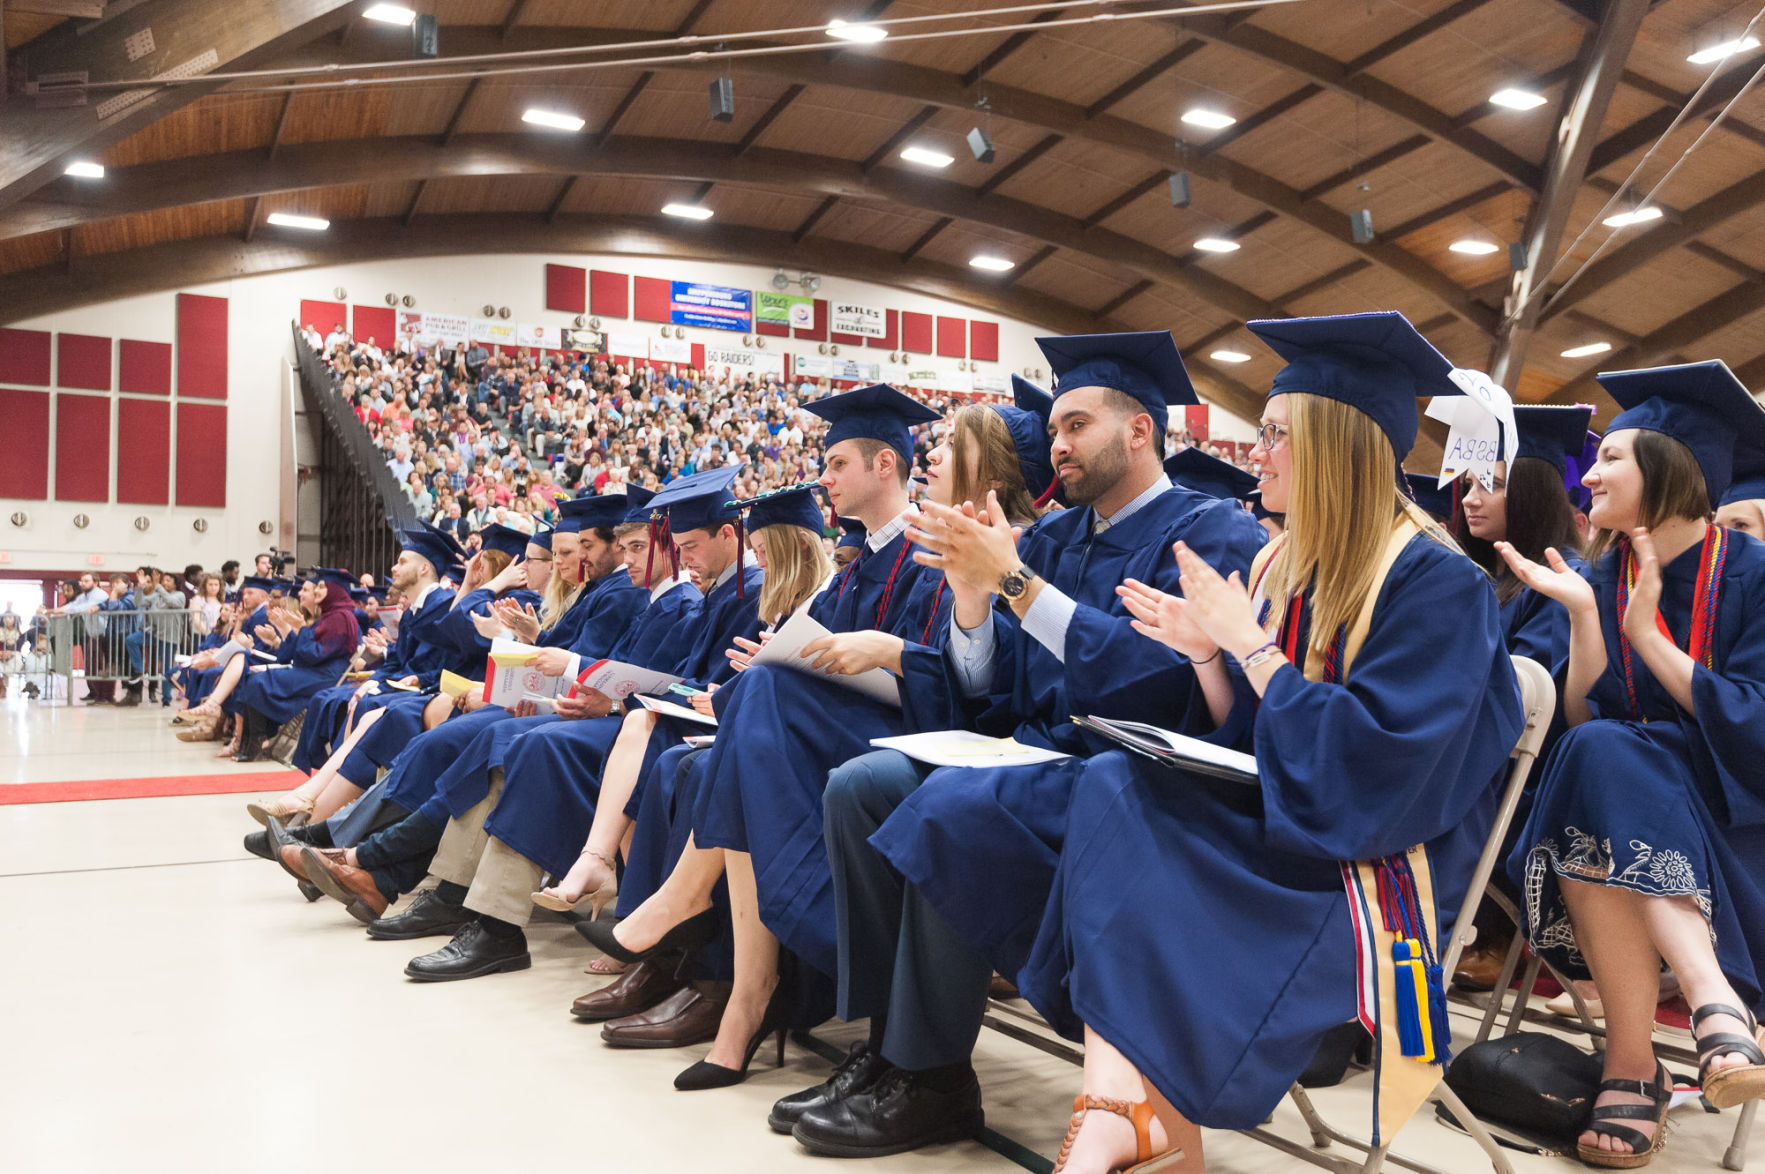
[[1438, 1032, 1605, 1151]]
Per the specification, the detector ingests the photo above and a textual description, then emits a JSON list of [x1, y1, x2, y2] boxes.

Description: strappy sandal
[[1051, 1094, 1183, 1174], [1577, 1062, 1671, 1169], [1695, 1002, 1765, 1109]]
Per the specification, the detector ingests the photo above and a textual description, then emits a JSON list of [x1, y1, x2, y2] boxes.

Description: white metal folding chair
[[1239, 655, 1556, 1174]]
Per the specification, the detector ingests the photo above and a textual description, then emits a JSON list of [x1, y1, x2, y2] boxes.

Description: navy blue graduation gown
[[232, 628, 353, 724], [685, 546, 951, 977], [1508, 530, 1765, 1011], [999, 534, 1518, 1130], [479, 565, 763, 877], [869, 487, 1267, 976]]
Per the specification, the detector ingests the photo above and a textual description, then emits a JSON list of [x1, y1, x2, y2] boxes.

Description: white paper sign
[[606, 331, 648, 359], [831, 302, 885, 337], [1428, 367, 1519, 492], [706, 347, 784, 379], [471, 319, 516, 346], [517, 322, 558, 348], [650, 336, 691, 364]]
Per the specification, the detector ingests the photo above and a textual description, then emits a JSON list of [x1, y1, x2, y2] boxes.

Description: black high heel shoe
[[577, 905, 719, 966], [674, 976, 792, 1092]]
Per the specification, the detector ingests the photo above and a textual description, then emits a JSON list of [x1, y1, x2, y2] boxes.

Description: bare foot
[[1056, 1100, 1170, 1174], [540, 848, 615, 905]]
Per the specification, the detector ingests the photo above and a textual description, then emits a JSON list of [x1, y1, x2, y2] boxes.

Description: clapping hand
[[494, 598, 541, 642], [1117, 578, 1216, 661], [1617, 528, 1664, 648], [1495, 542, 1596, 616], [904, 493, 1022, 594], [1166, 542, 1266, 659]]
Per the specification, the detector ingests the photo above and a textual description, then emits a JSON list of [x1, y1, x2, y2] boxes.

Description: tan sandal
[[531, 848, 617, 919], [176, 720, 218, 742], [246, 793, 313, 827], [1697, 1003, 1765, 1109], [1052, 1094, 1182, 1174], [1577, 1063, 1671, 1168]]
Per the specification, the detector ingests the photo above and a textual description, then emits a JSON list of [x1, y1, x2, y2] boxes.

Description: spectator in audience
[[121, 569, 187, 707], [190, 574, 225, 638], [54, 572, 115, 704]]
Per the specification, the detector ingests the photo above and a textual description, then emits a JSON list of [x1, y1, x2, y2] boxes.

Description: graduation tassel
[[1426, 958, 1453, 1064], [734, 516, 746, 599], [1034, 473, 1061, 508], [1391, 938, 1433, 1061]]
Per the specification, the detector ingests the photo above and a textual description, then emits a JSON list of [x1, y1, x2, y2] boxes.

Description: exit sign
[[88, 554, 104, 566]]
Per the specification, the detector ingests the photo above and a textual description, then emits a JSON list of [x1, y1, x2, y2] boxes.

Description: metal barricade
[[29, 607, 206, 704]]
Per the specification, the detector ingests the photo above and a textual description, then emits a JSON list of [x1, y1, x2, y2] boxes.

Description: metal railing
[[18, 609, 216, 703], [292, 324, 416, 578]]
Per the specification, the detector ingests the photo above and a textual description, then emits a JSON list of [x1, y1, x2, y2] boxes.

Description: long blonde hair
[[1264, 393, 1418, 658], [755, 523, 833, 626], [539, 562, 581, 631]]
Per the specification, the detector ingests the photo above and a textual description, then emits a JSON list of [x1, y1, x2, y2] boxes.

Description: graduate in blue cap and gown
[[1715, 433, 1765, 538], [784, 332, 1267, 1157], [1499, 361, 1765, 1165], [936, 312, 1522, 1173], [229, 568, 362, 764], [173, 576, 276, 711], [1164, 444, 1260, 505]]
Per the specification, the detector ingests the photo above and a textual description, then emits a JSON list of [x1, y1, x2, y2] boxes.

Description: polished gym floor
[[0, 691, 1750, 1174]]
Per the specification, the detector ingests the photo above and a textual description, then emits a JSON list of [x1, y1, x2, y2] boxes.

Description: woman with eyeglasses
[[1005, 313, 1522, 1173]]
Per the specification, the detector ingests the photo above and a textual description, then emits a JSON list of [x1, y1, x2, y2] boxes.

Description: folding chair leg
[[1475, 935, 1529, 1044], [1435, 1084, 1517, 1174], [1288, 1085, 1336, 1148], [1504, 956, 1542, 1036], [1725, 1100, 1758, 1171]]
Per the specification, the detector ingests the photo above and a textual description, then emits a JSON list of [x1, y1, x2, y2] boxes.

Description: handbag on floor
[[1437, 1032, 1603, 1152]]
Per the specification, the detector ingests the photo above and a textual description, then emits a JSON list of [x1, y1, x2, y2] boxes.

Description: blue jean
[[124, 632, 178, 699]]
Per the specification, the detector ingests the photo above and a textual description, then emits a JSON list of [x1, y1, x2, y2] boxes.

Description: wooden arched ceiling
[[3, 0, 1763, 427]]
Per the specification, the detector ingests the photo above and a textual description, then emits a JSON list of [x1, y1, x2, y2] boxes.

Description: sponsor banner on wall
[[706, 346, 784, 379], [564, 328, 602, 351], [794, 354, 830, 378], [670, 281, 751, 332], [756, 291, 813, 329], [606, 331, 648, 359], [650, 336, 691, 364], [797, 354, 880, 382], [971, 373, 1009, 395], [399, 311, 472, 348], [517, 322, 561, 349], [470, 319, 517, 346], [830, 301, 885, 338]]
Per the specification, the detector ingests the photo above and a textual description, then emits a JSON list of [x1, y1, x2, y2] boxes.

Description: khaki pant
[[427, 767, 544, 928]]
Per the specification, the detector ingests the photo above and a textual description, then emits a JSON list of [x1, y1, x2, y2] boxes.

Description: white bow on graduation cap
[[1427, 368, 1519, 493]]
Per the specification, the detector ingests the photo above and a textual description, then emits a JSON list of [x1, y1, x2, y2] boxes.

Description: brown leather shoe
[[600, 981, 731, 1049], [1452, 940, 1513, 992], [570, 953, 687, 1022], [278, 844, 311, 880], [299, 846, 389, 923]]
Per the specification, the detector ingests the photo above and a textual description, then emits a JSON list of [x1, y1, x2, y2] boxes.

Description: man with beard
[[778, 332, 1268, 1158]]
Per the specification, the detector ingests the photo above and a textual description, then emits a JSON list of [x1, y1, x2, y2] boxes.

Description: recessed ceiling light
[[826, 19, 887, 43], [900, 146, 955, 168], [266, 212, 329, 231], [969, 255, 1015, 272], [1193, 238, 1240, 253], [661, 203, 714, 220], [522, 108, 586, 132], [64, 161, 104, 179], [1489, 88, 1548, 110], [1687, 35, 1761, 65], [1181, 108, 1237, 130], [1602, 206, 1663, 228], [1561, 342, 1613, 359], [362, 4, 416, 24], [1210, 350, 1252, 363], [1449, 239, 1501, 255]]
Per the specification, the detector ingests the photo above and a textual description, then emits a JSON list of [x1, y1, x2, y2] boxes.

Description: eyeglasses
[[1253, 423, 1290, 451]]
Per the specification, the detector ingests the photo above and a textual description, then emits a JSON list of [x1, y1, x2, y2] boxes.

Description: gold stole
[[1250, 502, 1448, 1145]]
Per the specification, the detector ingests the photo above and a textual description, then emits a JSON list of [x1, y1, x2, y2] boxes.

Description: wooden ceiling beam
[[1194, 84, 1322, 155], [1586, 65, 1760, 175], [735, 84, 805, 157], [1343, 0, 1492, 76], [1298, 135, 1430, 200], [243, 193, 261, 242], [861, 105, 939, 173], [1382, 180, 1514, 241], [500, 0, 530, 40], [1092, 278, 1154, 319], [1546, 278, 1765, 406], [439, 78, 482, 147], [1080, 171, 1167, 229], [596, 71, 653, 147], [790, 194, 837, 242], [961, 9, 1066, 86], [1084, 40, 1205, 118], [900, 216, 952, 261], [268, 91, 297, 161], [545, 175, 576, 223], [1002, 242, 1057, 286], [402, 178, 427, 227], [976, 132, 1061, 198]]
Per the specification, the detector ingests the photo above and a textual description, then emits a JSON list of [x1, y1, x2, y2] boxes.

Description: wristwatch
[[998, 564, 1036, 601]]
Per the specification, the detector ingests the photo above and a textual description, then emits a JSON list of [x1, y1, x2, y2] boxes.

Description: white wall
[[0, 252, 1256, 574]]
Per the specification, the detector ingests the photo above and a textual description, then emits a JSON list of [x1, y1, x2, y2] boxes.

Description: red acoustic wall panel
[[352, 305, 396, 349], [55, 394, 111, 501], [0, 388, 49, 497], [969, 321, 999, 363], [865, 310, 899, 350], [177, 293, 228, 400], [793, 299, 828, 342], [691, 343, 706, 370], [633, 276, 671, 323], [590, 270, 629, 318], [546, 264, 587, 313], [936, 316, 967, 359], [755, 318, 791, 338], [176, 402, 227, 507], [297, 299, 346, 335], [57, 334, 111, 390], [1184, 404, 1210, 443], [0, 328, 51, 386], [116, 398, 171, 505], [900, 312, 934, 354], [119, 339, 172, 395]]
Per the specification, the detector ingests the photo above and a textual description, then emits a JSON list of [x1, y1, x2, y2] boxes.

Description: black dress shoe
[[243, 829, 274, 861], [366, 888, 473, 941], [299, 880, 324, 902], [262, 817, 308, 883], [404, 920, 531, 982], [792, 1065, 984, 1158], [770, 1042, 892, 1134], [576, 906, 720, 966]]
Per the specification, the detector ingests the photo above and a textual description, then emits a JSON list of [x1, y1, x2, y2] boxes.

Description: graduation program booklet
[[574, 659, 682, 702], [870, 730, 1070, 770], [749, 611, 902, 708], [483, 638, 571, 708], [634, 693, 718, 727], [438, 670, 477, 699], [1071, 716, 1259, 784]]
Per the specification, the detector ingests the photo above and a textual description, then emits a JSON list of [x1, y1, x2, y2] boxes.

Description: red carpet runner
[[0, 770, 304, 806]]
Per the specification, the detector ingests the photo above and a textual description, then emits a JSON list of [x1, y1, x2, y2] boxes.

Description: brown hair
[[948, 404, 1043, 527], [1585, 429, 1712, 563], [1453, 457, 1583, 606], [851, 437, 911, 486], [477, 548, 513, 580]]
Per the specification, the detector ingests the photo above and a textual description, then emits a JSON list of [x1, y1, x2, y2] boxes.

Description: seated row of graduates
[[228, 314, 1765, 1173]]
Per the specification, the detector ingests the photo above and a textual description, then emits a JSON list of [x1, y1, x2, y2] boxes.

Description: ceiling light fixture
[[1210, 350, 1252, 363], [1181, 108, 1237, 130], [266, 212, 329, 231], [969, 255, 1015, 271], [1489, 88, 1548, 110], [1449, 239, 1501, 255], [900, 145, 955, 168], [522, 108, 586, 132], [661, 203, 714, 220], [362, 4, 416, 24], [826, 19, 887, 43], [64, 161, 104, 179], [1687, 35, 1761, 65], [1602, 206, 1663, 228], [1193, 238, 1240, 253], [1561, 342, 1613, 359]]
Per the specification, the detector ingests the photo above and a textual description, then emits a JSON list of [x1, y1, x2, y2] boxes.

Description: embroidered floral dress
[[1508, 529, 1765, 1010]]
